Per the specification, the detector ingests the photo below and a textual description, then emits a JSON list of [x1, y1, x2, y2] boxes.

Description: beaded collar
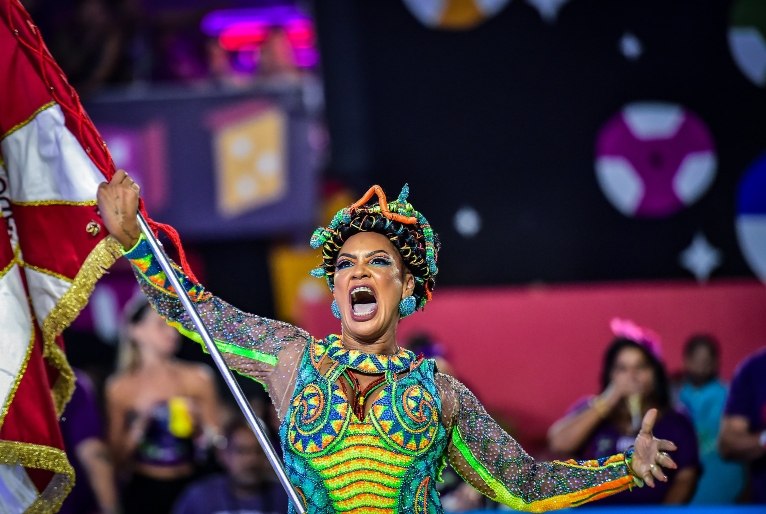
[[324, 334, 416, 374]]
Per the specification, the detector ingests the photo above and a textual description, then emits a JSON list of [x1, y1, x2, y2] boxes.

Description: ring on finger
[[649, 464, 657, 471]]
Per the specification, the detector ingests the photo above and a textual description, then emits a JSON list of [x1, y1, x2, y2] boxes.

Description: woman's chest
[[284, 359, 445, 459]]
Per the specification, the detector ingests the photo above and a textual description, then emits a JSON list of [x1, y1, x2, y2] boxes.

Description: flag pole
[[136, 213, 306, 514]]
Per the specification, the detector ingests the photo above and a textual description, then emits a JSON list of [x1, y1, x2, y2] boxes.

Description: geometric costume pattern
[[124, 234, 639, 513]]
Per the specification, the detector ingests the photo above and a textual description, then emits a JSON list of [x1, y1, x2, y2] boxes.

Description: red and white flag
[[0, 0, 124, 510]]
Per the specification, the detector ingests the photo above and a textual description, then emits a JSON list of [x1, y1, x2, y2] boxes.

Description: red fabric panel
[[0, 326, 63, 491], [0, 16, 54, 136], [13, 203, 103, 278]]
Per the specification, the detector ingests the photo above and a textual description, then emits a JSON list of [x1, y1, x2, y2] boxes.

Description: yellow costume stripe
[[324, 469, 402, 491], [332, 480, 398, 501], [559, 454, 625, 469], [333, 492, 397, 511], [336, 507, 391, 514], [313, 443, 412, 468], [319, 457, 407, 479]]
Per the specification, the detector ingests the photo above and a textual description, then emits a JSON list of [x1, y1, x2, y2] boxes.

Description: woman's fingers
[[642, 467, 656, 488], [658, 438, 677, 452], [656, 450, 677, 470], [639, 408, 658, 435]]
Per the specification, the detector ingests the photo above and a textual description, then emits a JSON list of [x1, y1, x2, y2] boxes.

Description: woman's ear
[[402, 271, 415, 299]]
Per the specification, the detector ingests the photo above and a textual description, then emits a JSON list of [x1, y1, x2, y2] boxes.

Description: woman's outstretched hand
[[97, 169, 141, 249], [629, 408, 678, 487]]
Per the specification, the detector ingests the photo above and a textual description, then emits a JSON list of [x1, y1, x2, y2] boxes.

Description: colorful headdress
[[309, 184, 439, 312], [610, 318, 663, 359]]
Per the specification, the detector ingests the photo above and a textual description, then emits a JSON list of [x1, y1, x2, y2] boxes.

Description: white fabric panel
[[24, 266, 70, 327], [0, 464, 37, 514], [1, 104, 104, 203], [0, 265, 32, 413]]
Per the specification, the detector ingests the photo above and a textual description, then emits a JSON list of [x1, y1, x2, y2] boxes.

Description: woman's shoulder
[[105, 371, 137, 401], [174, 360, 216, 385]]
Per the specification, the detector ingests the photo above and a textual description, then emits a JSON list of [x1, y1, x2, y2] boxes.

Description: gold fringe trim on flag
[[0, 314, 35, 428], [0, 441, 74, 513], [12, 199, 98, 207], [41, 235, 123, 415]]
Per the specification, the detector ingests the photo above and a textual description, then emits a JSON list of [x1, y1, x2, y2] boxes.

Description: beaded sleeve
[[436, 374, 639, 511], [123, 234, 310, 401]]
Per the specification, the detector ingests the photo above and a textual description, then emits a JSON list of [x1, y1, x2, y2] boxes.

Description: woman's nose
[[351, 262, 370, 278]]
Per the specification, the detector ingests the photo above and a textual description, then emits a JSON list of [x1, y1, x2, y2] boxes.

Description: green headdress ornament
[[309, 184, 439, 311]]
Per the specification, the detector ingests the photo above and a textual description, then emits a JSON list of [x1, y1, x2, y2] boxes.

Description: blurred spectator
[[406, 332, 455, 376], [172, 416, 288, 514], [254, 26, 303, 87], [49, 0, 130, 95], [675, 334, 745, 503], [547, 319, 699, 504], [59, 368, 119, 514], [204, 37, 253, 90], [720, 347, 766, 504], [106, 295, 221, 513]]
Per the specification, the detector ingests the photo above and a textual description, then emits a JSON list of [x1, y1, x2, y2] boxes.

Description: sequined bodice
[[280, 336, 449, 513]]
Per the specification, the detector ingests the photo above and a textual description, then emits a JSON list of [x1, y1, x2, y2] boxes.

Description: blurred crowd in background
[[22, 0, 319, 97]]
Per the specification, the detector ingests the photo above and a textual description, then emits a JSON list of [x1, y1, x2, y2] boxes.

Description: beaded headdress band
[[309, 184, 438, 310]]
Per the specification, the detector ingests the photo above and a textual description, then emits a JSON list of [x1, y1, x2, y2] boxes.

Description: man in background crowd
[[172, 416, 287, 514], [675, 335, 744, 503], [720, 347, 766, 504]]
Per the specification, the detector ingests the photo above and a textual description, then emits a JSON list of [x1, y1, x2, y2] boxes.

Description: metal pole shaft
[[136, 214, 306, 513]]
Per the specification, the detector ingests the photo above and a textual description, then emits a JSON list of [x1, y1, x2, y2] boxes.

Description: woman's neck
[[340, 332, 399, 356], [138, 352, 173, 371]]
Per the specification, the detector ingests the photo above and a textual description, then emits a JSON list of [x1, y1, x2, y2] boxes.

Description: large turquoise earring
[[331, 299, 341, 319], [398, 296, 417, 318]]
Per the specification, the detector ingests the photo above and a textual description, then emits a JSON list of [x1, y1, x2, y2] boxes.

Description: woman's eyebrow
[[337, 249, 390, 260]]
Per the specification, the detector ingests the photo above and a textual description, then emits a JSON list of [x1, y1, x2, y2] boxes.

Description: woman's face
[[333, 232, 414, 342], [610, 346, 655, 398], [130, 308, 179, 358]]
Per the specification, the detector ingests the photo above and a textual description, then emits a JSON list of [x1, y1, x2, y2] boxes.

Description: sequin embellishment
[[289, 382, 349, 455], [324, 334, 416, 374], [370, 383, 438, 454]]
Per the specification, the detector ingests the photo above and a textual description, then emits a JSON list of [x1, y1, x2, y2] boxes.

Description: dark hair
[[117, 296, 155, 372], [223, 416, 253, 444], [600, 338, 671, 410], [125, 296, 152, 326], [683, 334, 720, 360], [319, 212, 439, 310]]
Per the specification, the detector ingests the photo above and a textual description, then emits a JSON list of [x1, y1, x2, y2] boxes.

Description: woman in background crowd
[[548, 318, 700, 504], [106, 296, 221, 513]]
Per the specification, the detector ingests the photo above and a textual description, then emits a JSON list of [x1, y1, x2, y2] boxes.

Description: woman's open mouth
[[349, 286, 377, 321]]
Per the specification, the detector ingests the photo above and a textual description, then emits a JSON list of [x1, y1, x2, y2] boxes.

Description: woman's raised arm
[[435, 373, 672, 512], [97, 171, 310, 410]]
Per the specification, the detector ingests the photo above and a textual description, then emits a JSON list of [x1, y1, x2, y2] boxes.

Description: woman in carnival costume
[[98, 170, 679, 513]]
